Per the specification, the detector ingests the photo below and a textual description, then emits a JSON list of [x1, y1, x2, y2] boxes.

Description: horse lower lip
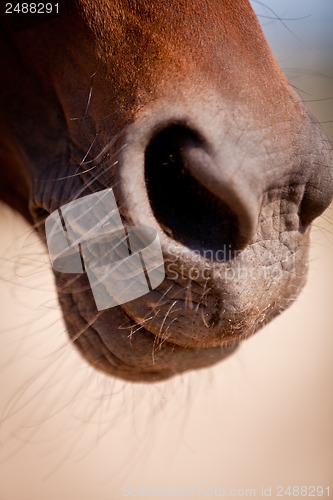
[[62, 290, 239, 380]]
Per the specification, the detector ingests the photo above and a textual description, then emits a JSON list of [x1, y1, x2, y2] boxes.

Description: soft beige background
[[0, 4, 332, 500]]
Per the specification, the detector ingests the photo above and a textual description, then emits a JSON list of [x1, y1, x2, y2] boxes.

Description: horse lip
[[68, 293, 239, 381]]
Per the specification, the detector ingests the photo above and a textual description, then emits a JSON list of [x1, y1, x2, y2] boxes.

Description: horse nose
[[144, 124, 261, 253], [116, 112, 263, 256]]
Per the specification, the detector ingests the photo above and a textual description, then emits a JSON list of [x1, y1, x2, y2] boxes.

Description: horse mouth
[[56, 275, 240, 382], [54, 218, 304, 382]]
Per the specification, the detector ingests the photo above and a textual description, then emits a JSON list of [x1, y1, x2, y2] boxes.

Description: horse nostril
[[144, 125, 243, 258]]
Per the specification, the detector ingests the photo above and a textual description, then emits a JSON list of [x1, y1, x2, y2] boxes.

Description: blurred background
[[0, 2, 332, 499]]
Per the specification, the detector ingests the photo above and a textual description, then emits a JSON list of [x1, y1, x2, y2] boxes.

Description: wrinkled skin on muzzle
[[0, 0, 332, 381]]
